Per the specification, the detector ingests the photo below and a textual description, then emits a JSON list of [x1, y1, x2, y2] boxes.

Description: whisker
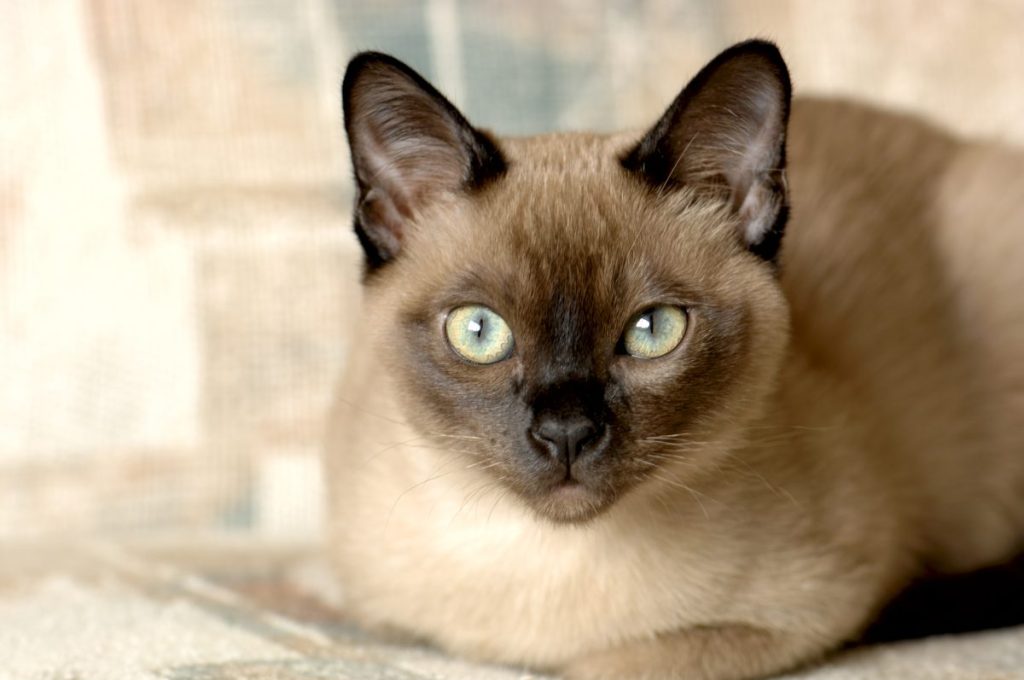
[[448, 479, 503, 526], [384, 448, 499, 529], [332, 396, 410, 426], [487, 485, 512, 525], [361, 436, 485, 464], [649, 472, 712, 519]]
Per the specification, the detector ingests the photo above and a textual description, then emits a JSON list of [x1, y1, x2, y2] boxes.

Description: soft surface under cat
[[325, 41, 1024, 680]]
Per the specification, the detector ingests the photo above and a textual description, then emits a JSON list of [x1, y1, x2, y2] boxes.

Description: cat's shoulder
[[789, 97, 960, 168]]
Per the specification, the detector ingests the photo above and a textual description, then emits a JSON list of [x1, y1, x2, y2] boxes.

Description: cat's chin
[[527, 480, 615, 525]]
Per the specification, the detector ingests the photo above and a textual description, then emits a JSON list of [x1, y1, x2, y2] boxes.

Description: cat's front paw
[[560, 624, 822, 680]]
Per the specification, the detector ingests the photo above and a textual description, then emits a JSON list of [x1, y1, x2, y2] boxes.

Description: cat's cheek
[[389, 327, 514, 441], [607, 348, 697, 413]]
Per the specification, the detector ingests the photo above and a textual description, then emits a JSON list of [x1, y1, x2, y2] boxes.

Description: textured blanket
[[3, 541, 1023, 680]]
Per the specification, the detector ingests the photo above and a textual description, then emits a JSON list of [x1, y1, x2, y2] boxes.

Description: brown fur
[[325, 45, 1024, 680]]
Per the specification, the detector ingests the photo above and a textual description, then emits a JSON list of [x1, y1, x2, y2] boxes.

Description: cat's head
[[341, 41, 792, 523]]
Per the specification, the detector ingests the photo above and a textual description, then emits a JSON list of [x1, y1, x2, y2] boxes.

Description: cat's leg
[[562, 624, 832, 680]]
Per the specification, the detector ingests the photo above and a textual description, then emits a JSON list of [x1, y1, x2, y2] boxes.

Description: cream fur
[[325, 99, 1024, 680]]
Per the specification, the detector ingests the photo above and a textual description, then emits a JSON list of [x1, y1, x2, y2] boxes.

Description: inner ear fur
[[622, 40, 792, 262], [342, 52, 506, 271]]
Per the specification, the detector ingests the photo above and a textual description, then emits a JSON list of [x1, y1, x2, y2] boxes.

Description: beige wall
[[1, 0, 1021, 540]]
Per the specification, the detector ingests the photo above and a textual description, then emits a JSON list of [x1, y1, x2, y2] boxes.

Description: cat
[[324, 40, 1024, 680]]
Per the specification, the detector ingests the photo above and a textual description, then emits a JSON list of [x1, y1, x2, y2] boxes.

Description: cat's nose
[[529, 414, 602, 467]]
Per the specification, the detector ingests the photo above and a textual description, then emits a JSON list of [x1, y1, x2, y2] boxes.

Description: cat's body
[[326, 44, 1024, 680]]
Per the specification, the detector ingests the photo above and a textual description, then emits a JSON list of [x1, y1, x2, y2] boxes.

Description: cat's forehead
[[499, 132, 631, 173], [477, 133, 736, 268], [480, 132, 664, 247], [401, 131, 745, 309]]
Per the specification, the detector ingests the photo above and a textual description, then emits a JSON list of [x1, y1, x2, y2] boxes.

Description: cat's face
[[343, 43, 792, 522]]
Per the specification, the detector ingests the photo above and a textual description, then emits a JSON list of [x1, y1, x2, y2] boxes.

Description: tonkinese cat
[[325, 41, 1024, 680]]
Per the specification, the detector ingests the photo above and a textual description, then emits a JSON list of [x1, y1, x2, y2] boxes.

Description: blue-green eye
[[622, 306, 687, 359], [445, 305, 514, 364]]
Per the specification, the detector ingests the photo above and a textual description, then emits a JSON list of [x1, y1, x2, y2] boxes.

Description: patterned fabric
[[3, 542, 1024, 679], [0, 542, 544, 680]]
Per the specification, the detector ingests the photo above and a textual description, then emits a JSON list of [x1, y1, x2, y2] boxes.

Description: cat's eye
[[622, 306, 688, 359], [445, 305, 515, 364]]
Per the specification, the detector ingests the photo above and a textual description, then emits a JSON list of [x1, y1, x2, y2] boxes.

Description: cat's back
[[782, 98, 1024, 569]]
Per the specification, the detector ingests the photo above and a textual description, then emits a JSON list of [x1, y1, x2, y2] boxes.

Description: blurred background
[[2, 0, 1023, 544]]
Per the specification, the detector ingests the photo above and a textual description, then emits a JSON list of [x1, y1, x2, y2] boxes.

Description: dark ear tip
[[342, 51, 408, 101], [723, 39, 784, 59], [718, 39, 785, 66], [342, 52, 440, 139], [715, 39, 792, 94], [344, 51, 409, 77]]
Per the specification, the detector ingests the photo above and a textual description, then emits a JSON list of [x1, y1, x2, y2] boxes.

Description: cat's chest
[[334, 463, 738, 667]]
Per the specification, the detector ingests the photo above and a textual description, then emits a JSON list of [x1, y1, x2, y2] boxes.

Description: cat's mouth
[[518, 464, 623, 524], [551, 479, 600, 506], [507, 425, 623, 523], [530, 480, 610, 523]]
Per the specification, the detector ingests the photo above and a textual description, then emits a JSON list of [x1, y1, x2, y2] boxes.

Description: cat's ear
[[342, 52, 506, 270], [622, 40, 792, 262]]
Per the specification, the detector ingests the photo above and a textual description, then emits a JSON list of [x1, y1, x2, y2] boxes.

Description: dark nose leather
[[530, 414, 600, 466]]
